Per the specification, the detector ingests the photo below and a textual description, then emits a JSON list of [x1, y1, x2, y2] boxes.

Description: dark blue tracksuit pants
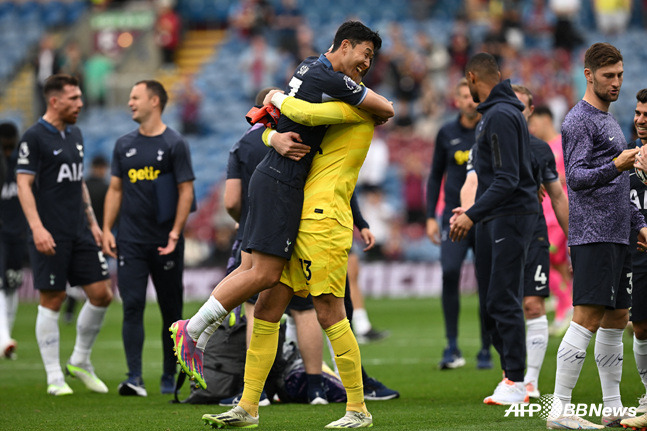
[[117, 240, 184, 379], [474, 213, 535, 382]]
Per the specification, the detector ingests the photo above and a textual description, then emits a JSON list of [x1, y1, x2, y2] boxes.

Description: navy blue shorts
[[631, 248, 647, 322], [242, 170, 303, 260], [29, 229, 109, 291], [524, 228, 550, 298], [571, 243, 631, 309], [287, 294, 314, 312], [0, 234, 28, 291]]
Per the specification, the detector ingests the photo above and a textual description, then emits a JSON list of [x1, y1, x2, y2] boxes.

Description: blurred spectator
[[177, 75, 202, 136], [447, 30, 471, 78], [60, 42, 85, 92], [239, 33, 280, 101], [273, 0, 303, 59], [229, 0, 274, 39], [594, 0, 631, 35], [34, 34, 61, 117], [401, 152, 427, 226], [357, 134, 389, 189], [155, 1, 182, 68], [84, 50, 114, 106], [549, 0, 584, 53], [358, 185, 400, 261]]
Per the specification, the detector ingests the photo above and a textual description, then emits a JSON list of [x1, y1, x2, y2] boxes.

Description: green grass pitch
[[0, 296, 644, 430]]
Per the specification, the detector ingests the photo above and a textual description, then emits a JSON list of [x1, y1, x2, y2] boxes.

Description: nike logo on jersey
[[53, 149, 63, 155], [494, 238, 506, 244], [609, 136, 615, 141], [535, 285, 547, 291], [450, 138, 461, 146], [126, 148, 137, 158]]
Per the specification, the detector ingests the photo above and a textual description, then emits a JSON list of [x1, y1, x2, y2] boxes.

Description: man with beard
[[548, 43, 647, 429], [449, 53, 538, 406], [426, 78, 491, 370], [16, 74, 113, 396]]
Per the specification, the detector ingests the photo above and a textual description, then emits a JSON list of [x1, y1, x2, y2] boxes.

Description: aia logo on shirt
[[57, 163, 83, 183]]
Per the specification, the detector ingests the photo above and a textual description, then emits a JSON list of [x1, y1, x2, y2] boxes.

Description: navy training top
[[111, 127, 195, 244], [465, 80, 538, 223]]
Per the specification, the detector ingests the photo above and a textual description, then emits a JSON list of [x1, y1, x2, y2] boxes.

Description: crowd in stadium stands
[[2, 0, 647, 268]]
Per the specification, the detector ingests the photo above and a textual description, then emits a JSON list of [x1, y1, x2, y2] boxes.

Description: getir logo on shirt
[[128, 166, 161, 183]]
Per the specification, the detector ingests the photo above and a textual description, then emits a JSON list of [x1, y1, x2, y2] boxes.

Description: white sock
[[352, 308, 371, 335], [36, 305, 64, 385], [5, 289, 18, 332], [595, 327, 624, 409], [187, 296, 227, 341], [0, 292, 9, 348], [285, 315, 297, 345], [524, 315, 549, 386], [634, 335, 647, 392], [69, 302, 108, 367], [196, 316, 224, 351], [554, 321, 593, 406]]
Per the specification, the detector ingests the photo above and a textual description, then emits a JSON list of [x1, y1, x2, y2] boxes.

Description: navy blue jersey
[[227, 123, 271, 241], [16, 119, 86, 239], [0, 151, 28, 237], [255, 54, 367, 188], [111, 127, 195, 244], [630, 139, 647, 246], [426, 115, 475, 221], [529, 135, 559, 237], [465, 80, 538, 223]]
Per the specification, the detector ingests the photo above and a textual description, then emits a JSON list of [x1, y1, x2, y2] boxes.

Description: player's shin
[[239, 318, 280, 417], [325, 318, 367, 414]]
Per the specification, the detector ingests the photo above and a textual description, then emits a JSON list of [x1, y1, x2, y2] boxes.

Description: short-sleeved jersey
[[426, 116, 476, 221], [16, 119, 86, 239], [255, 54, 368, 189], [0, 152, 28, 237], [530, 135, 560, 237], [111, 127, 195, 244], [227, 123, 271, 241], [563, 100, 646, 246], [630, 139, 647, 234]]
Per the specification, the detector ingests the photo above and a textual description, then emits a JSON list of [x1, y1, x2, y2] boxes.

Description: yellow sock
[[324, 318, 367, 415], [238, 318, 280, 417]]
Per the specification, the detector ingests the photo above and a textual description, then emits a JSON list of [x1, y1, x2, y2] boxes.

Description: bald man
[[449, 53, 538, 405]]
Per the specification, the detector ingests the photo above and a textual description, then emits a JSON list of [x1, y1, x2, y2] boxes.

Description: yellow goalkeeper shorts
[[280, 217, 352, 298]]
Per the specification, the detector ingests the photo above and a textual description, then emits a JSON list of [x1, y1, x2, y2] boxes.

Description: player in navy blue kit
[[512, 85, 569, 400], [102, 80, 195, 397], [171, 22, 394, 402], [621, 90, 647, 428], [0, 122, 27, 359], [449, 54, 538, 405], [16, 74, 112, 396], [426, 78, 491, 370]]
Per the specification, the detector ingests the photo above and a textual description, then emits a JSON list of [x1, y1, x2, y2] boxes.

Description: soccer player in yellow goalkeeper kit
[[203, 83, 384, 429]]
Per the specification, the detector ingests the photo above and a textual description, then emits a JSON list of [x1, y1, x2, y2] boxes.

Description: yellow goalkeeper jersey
[[263, 96, 375, 230]]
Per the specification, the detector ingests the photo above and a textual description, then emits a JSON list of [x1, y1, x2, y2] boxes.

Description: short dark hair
[[255, 87, 281, 106], [0, 122, 18, 140], [637, 89, 647, 104], [331, 21, 382, 53], [135, 80, 169, 112], [43, 74, 79, 99], [465, 52, 499, 80], [584, 43, 623, 72], [91, 155, 108, 168], [511, 84, 533, 107], [532, 105, 553, 120]]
